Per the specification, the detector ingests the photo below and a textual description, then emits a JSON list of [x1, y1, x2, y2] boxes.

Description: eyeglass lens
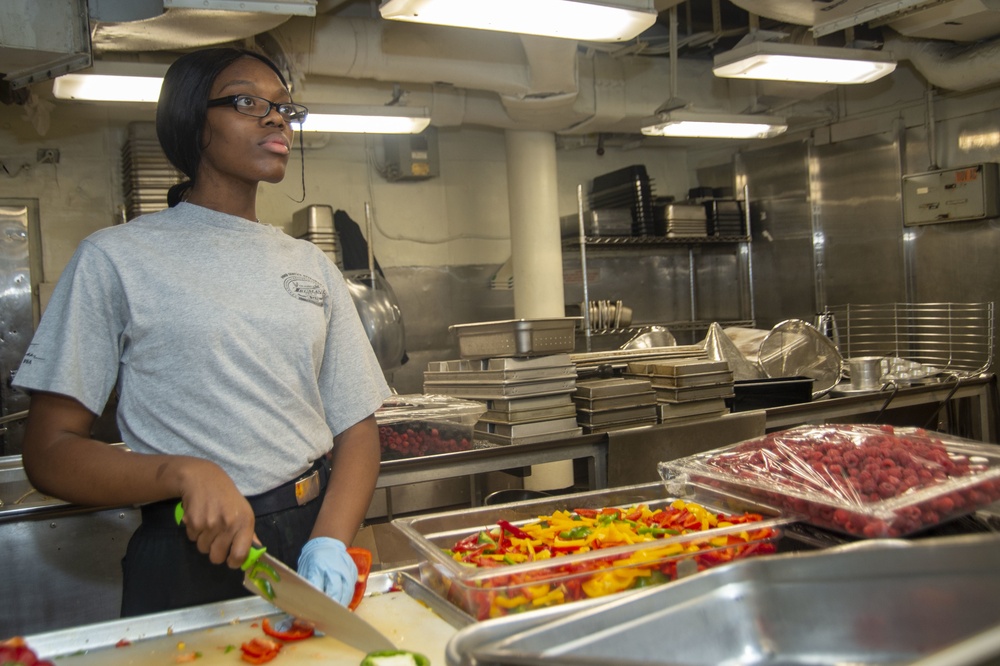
[[234, 95, 307, 123]]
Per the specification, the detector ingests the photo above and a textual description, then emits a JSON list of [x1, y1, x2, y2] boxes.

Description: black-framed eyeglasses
[[207, 94, 309, 124]]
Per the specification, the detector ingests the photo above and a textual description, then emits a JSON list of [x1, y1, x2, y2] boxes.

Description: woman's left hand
[[297, 536, 358, 607]]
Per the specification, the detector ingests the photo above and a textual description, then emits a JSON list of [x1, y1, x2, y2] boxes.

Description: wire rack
[[824, 302, 994, 378]]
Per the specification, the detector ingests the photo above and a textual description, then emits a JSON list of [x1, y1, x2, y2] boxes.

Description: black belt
[[141, 458, 329, 525]]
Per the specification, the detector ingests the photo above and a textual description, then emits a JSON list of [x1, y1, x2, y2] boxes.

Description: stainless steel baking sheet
[[573, 392, 657, 410], [423, 365, 576, 384], [476, 416, 579, 437], [628, 358, 729, 376], [455, 534, 1000, 666], [628, 370, 734, 387], [582, 418, 659, 433], [576, 404, 657, 425], [576, 378, 653, 398], [425, 378, 577, 399], [485, 393, 575, 411], [476, 427, 583, 445], [481, 404, 579, 424], [653, 384, 735, 402], [428, 354, 574, 372]]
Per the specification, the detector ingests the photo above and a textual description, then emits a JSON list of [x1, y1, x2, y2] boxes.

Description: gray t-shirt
[[14, 203, 391, 495]]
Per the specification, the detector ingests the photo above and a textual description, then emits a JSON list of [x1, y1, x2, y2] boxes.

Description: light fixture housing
[[641, 110, 788, 139], [378, 0, 657, 42], [300, 105, 431, 134], [713, 41, 896, 85], [52, 62, 168, 103]]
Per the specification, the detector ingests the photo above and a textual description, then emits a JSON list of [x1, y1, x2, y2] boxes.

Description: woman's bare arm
[[22, 391, 256, 568], [310, 414, 381, 545]]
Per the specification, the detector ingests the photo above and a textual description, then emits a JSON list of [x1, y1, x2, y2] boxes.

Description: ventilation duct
[[884, 30, 1000, 91]]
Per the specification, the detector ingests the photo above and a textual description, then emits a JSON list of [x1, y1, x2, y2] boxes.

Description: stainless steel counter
[[3, 375, 994, 636]]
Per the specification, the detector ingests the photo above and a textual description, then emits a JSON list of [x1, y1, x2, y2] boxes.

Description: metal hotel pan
[[449, 318, 581, 359], [447, 533, 1000, 666]]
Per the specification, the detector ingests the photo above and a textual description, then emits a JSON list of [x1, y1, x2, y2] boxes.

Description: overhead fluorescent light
[[713, 41, 896, 85], [301, 106, 431, 134], [641, 111, 788, 139], [378, 0, 657, 42], [52, 62, 167, 102]]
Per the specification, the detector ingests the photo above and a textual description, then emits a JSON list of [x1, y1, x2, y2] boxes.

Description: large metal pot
[[343, 270, 406, 371]]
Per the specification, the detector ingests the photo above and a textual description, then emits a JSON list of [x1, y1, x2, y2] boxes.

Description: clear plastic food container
[[392, 483, 787, 620], [659, 424, 1000, 538], [375, 394, 486, 460]]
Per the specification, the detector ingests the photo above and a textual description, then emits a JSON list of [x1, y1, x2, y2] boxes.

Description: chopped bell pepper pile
[[443, 500, 778, 620]]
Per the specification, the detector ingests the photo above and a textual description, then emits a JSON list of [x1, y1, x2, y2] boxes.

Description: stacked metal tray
[[573, 377, 657, 433], [423, 354, 582, 445], [625, 358, 734, 424], [653, 203, 708, 238], [705, 198, 745, 237], [588, 165, 656, 235]]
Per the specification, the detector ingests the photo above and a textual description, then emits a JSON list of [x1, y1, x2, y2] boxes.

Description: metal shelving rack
[[571, 184, 756, 352]]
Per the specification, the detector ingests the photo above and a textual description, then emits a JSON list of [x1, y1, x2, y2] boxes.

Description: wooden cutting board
[[44, 592, 457, 666]]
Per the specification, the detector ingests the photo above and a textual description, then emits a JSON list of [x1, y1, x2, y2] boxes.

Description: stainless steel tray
[[423, 366, 577, 384], [476, 426, 583, 445], [425, 378, 577, 399], [428, 354, 574, 372], [480, 404, 578, 424], [450, 318, 581, 359], [573, 392, 657, 410], [484, 393, 575, 412], [476, 416, 579, 437], [448, 533, 1000, 666]]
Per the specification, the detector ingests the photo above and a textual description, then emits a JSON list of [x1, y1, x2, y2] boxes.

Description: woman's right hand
[[174, 458, 256, 569]]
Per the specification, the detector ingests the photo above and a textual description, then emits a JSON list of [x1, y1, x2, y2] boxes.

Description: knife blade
[[174, 503, 396, 653]]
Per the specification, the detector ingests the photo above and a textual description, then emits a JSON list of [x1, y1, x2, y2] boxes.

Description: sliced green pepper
[[558, 526, 591, 540], [360, 650, 431, 666]]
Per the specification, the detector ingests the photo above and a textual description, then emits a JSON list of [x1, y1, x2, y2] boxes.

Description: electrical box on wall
[[902, 163, 1000, 226], [382, 128, 439, 182]]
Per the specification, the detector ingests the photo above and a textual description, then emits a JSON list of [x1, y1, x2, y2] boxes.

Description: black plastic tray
[[727, 376, 814, 411]]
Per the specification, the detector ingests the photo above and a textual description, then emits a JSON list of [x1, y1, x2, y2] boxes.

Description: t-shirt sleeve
[[13, 240, 126, 415], [318, 268, 391, 436]]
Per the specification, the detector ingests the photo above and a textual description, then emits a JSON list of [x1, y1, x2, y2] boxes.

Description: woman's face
[[199, 56, 294, 187]]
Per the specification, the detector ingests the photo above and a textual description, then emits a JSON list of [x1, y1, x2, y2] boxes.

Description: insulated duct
[[267, 15, 678, 133], [883, 30, 1000, 91]]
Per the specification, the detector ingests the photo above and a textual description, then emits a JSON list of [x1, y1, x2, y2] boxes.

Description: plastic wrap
[[392, 483, 787, 620], [375, 394, 486, 460], [659, 424, 1000, 538]]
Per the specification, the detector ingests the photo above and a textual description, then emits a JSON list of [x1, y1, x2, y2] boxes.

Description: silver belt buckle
[[294, 470, 320, 505]]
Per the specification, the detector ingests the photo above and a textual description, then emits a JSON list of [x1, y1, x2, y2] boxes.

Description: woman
[[13, 48, 391, 615]]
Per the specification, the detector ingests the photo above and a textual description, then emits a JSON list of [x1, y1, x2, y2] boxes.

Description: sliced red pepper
[[239, 637, 281, 664], [573, 508, 599, 519], [496, 519, 530, 540], [347, 546, 373, 611], [261, 617, 315, 641]]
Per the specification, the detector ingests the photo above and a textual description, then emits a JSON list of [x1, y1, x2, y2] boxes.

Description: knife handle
[[173, 502, 267, 571]]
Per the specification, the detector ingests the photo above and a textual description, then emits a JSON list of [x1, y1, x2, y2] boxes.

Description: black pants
[[121, 462, 329, 617]]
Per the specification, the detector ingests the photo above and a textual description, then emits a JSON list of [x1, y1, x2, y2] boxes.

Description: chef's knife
[[174, 504, 396, 653]]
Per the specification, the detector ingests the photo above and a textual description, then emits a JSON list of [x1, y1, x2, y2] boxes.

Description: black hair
[[156, 48, 289, 207]]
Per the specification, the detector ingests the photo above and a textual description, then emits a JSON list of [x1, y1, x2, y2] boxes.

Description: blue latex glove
[[297, 537, 358, 607]]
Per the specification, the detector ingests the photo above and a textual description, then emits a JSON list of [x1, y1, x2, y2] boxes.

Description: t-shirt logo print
[[282, 272, 327, 306]]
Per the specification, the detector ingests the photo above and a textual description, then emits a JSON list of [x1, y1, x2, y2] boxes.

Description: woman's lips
[[260, 135, 290, 155]]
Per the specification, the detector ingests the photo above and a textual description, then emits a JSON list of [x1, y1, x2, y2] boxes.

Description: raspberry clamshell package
[[658, 424, 1000, 538], [375, 394, 486, 460]]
